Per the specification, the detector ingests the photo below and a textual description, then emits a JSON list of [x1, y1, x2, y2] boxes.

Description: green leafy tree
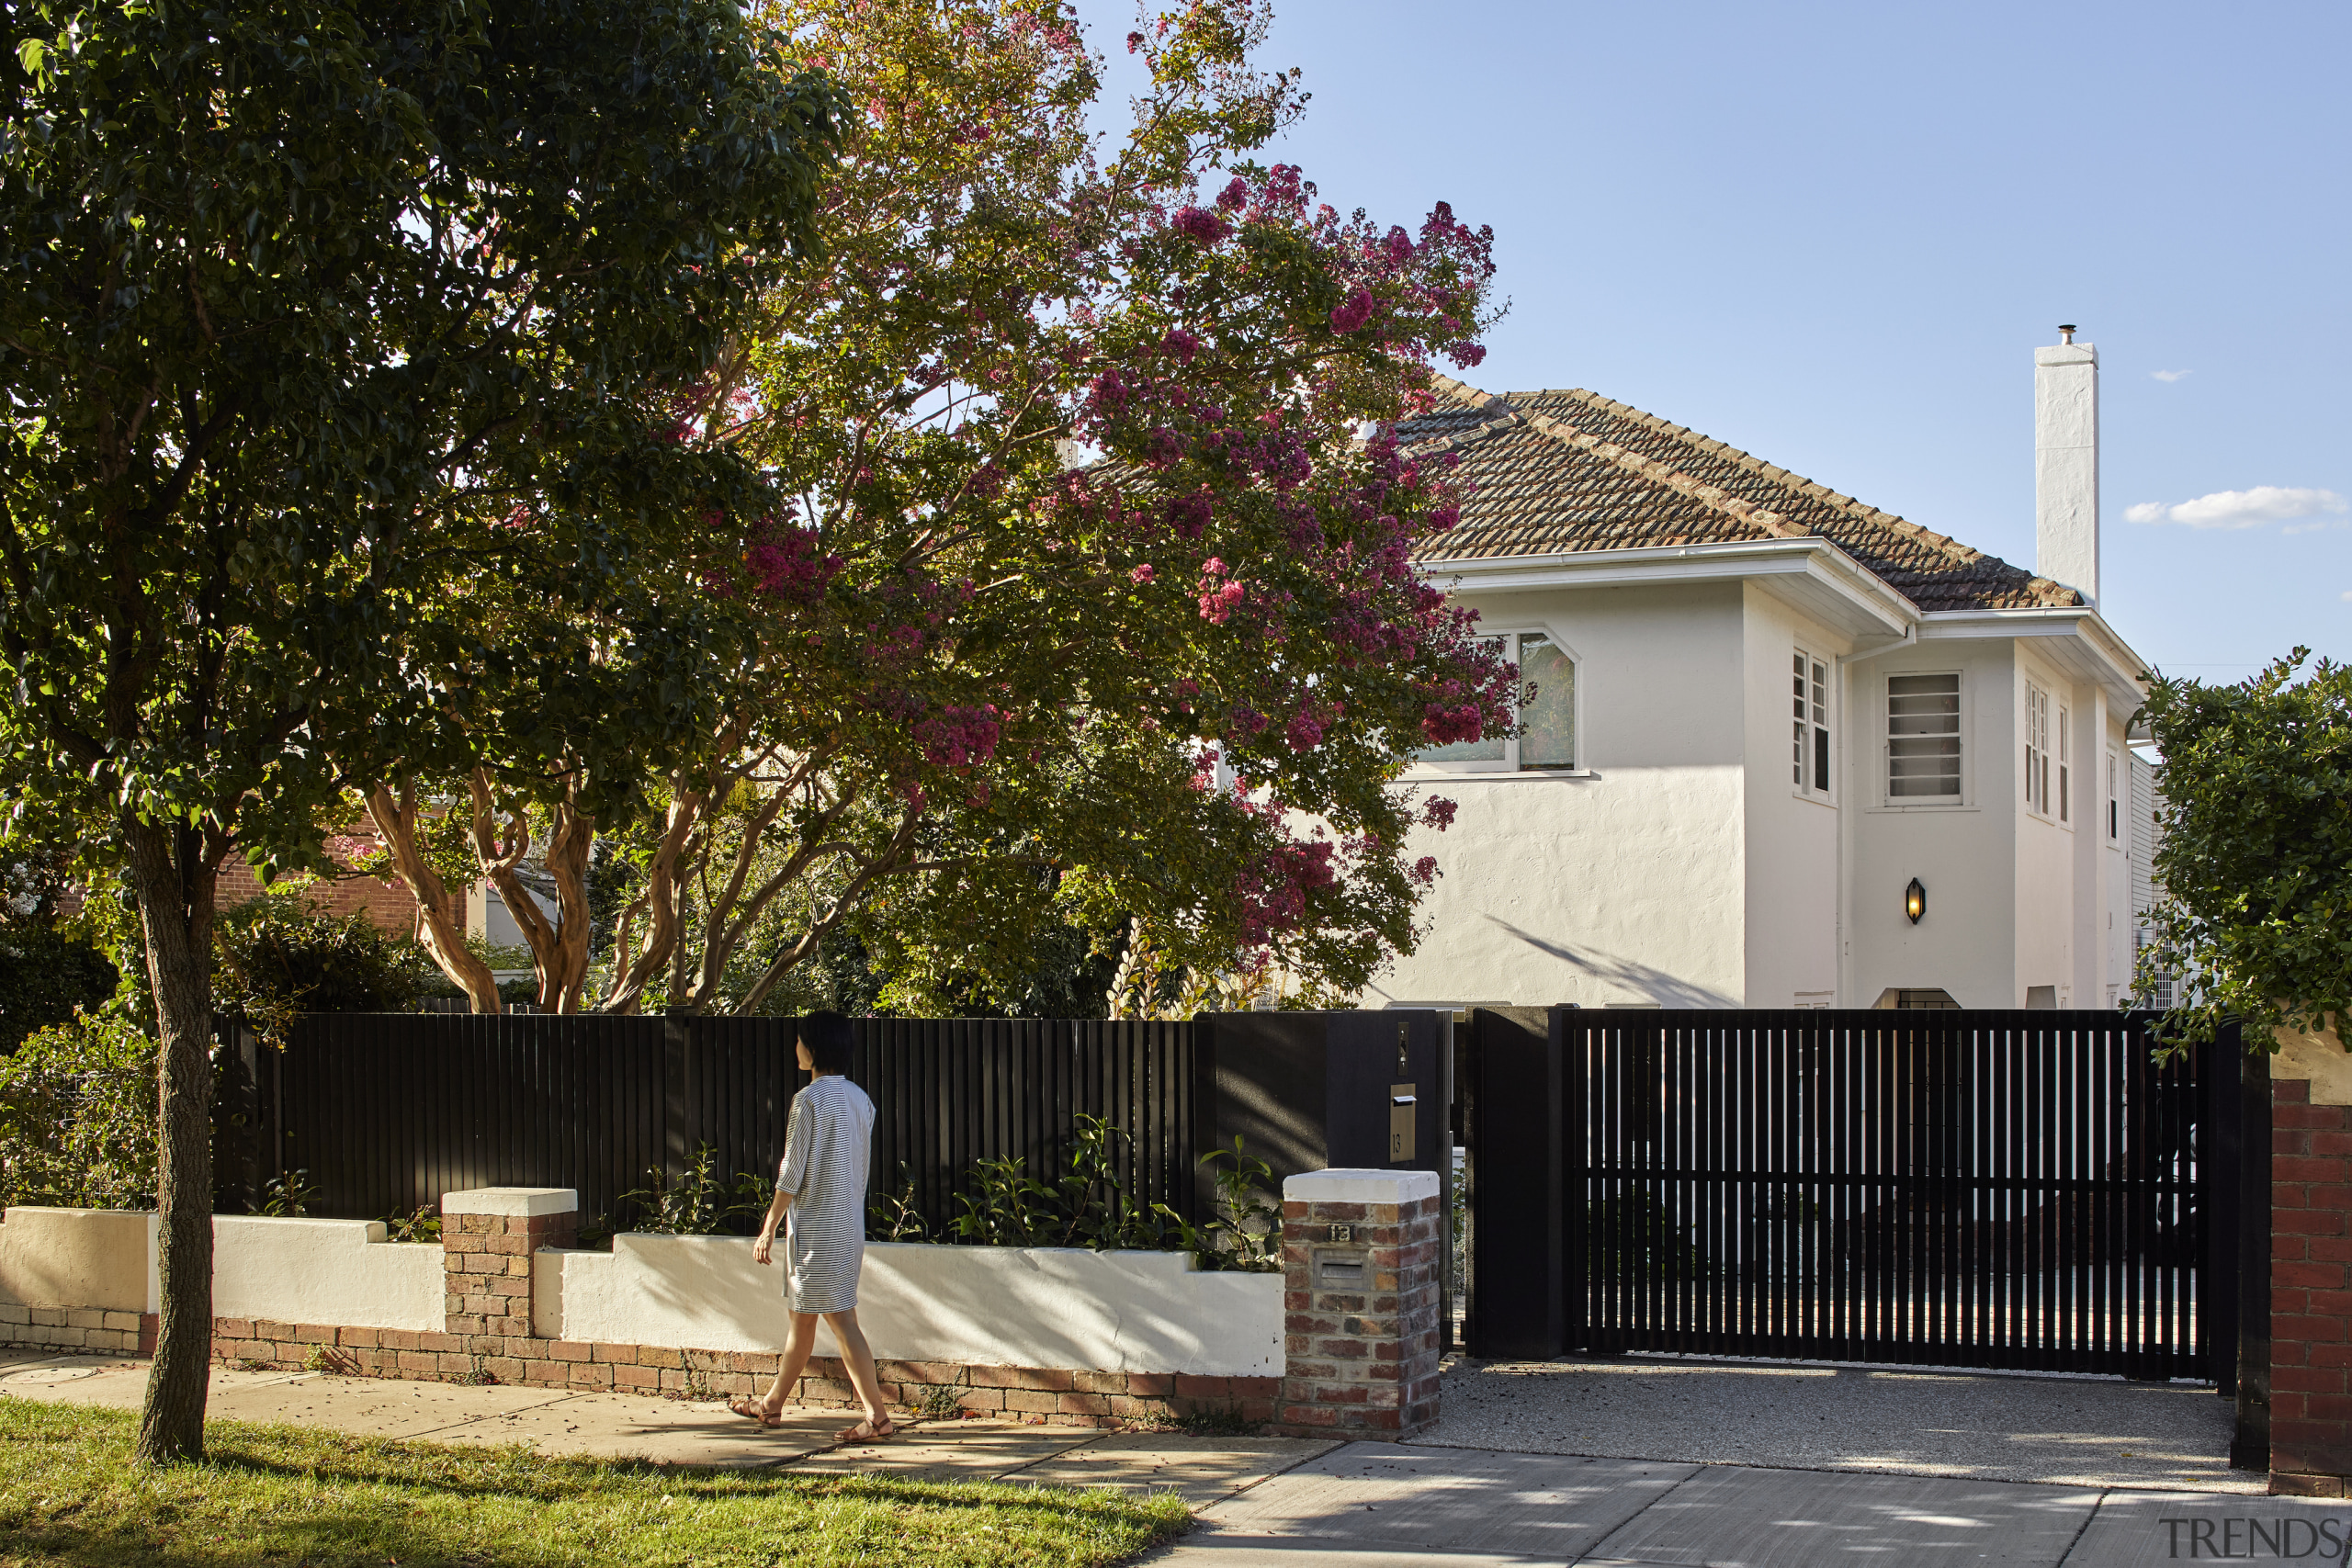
[[2140, 649, 2352, 1050], [386, 0, 1513, 1021], [0, 0, 840, 1461]]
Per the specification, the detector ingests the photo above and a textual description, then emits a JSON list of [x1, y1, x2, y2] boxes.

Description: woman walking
[[731, 1010, 895, 1441]]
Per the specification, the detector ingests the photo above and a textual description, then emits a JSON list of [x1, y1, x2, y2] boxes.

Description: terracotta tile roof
[[1402, 376, 2081, 613]]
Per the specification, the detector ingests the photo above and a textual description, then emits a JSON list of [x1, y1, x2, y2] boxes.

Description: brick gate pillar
[[441, 1188, 576, 1382], [1272, 1168, 1442, 1439]]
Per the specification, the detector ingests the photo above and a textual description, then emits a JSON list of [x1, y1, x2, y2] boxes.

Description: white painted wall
[[2013, 647, 2079, 1005], [208, 1217, 447, 1332], [539, 1236, 1283, 1377], [1372, 582, 1747, 1008], [4, 1209, 444, 1329], [0, 1208, 150, 1313], [1741, 584, 1845, 1007], [1843, 638, 2019, 1007], [1372, 572, 2141, 1013]]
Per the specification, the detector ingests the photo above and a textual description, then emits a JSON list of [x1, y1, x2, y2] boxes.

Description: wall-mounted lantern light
[[1905, 877, 1927, 924]]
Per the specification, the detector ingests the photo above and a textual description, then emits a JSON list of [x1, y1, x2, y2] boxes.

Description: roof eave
[[1419, 536, 1915, 643], [1917, 607, 2153, 709]]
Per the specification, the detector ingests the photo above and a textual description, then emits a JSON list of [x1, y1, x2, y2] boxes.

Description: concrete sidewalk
[[0, 1347, 1333, 1509], [12, 1347, 2328, 1565]]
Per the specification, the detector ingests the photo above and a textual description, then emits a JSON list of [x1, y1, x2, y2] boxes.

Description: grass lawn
[[0, 1401, 1190, 1567]]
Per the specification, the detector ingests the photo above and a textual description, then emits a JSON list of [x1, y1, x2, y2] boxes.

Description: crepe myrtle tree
[[551, 0, 1520, 1016], [0, 0, 840, 1461], [2139, 650, 2352, 1055]]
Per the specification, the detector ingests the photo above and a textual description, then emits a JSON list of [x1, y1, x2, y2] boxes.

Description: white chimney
[[2034, 326, 2098, 604]]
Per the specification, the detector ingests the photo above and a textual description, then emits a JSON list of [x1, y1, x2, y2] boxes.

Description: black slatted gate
[[1468, 1008, 2236, 1380]]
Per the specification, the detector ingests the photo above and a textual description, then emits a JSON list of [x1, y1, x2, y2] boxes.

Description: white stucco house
[[1372, 333, 2153, 1011]]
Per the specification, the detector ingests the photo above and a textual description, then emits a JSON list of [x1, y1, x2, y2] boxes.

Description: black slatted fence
[[242, 1012, 1207, 1235]]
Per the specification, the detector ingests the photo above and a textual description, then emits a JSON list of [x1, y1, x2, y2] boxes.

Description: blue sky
[[1079, 0, 2349, 682]]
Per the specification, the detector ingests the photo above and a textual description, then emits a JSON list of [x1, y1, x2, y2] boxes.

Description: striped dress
[[776, 1074, 875, 1314]]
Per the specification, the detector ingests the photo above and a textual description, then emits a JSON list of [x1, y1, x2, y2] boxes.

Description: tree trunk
[[362, 784, 503, 1012], [469, 771, 596, 1014], [122, 815, 220, 1466]]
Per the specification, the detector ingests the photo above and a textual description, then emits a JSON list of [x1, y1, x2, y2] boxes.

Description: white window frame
[[2057, 704, 2073, 826], [1412, 627, 1582, 774], [1792, 647, 1833, 801], [1882, 669, 1966, 807], [2025, 682, 2052, 818], [2106, 748, 2122, 847]]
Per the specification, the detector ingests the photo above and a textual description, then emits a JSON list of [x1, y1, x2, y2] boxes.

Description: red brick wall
[[202, 1317, 1273, 1426], [1274, 1186, 1442, 1438], [2269, 1078, 2352, 1489], [212, 828, 451, 942]]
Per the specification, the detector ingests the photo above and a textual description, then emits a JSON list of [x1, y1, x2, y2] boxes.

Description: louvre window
[[1887, 672, 1961, 798]]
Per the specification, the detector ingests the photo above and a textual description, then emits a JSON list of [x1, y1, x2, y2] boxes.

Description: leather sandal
[[729, 1396, 782, 1429], [836, 1416, 897, 1442]]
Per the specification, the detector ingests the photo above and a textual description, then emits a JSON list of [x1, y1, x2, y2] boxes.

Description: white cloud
[[2150, 369, 2192, 383], [2124, 486, 2349, 529]]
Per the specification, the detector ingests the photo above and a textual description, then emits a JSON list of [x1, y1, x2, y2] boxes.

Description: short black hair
[[800, 1010, 855, 1074]]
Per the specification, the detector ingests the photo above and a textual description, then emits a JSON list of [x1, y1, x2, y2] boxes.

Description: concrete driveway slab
[[1427, 1358, 2251, 1493], [1204, 1441, 1697, 1561], [1010, 1434, 1339, 1506], [1584, 1465, 2099, 1566], [782, 1418, 1096, 1481], [2058, 1489, 2352, 1567]]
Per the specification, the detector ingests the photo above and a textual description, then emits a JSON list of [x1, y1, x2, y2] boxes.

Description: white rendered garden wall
[[538, 1235, 1283, 1377]]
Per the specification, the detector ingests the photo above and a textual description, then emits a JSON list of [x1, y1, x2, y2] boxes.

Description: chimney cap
[[2058, 323, 2077, 344]]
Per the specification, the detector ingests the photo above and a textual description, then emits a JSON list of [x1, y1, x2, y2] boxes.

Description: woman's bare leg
[[823, 1309, 892, 1430], [757, 1311, 822, 1416]]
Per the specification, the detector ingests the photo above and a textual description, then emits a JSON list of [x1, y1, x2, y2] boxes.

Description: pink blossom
[[1409, 855, 1440, 886], [1163, 491, 1212, 539], [1170, 206, 1230, 244], [1420, 704, 1485, 745], [913, 705, 1002, 768], [1420, 796, 1458, 830], [1329, 288, 1376, 333], [1160, 326, 1202, 364], [1129, 564, 1156, 585], [1199, 581, 1245, 623], [740, 524, 842, 604]]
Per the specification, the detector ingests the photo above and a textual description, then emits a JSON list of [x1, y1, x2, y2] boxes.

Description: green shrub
[[0, 1009, 156, 1209], [213, 898, 435, 1040], [0, 924, 119, 1054]]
